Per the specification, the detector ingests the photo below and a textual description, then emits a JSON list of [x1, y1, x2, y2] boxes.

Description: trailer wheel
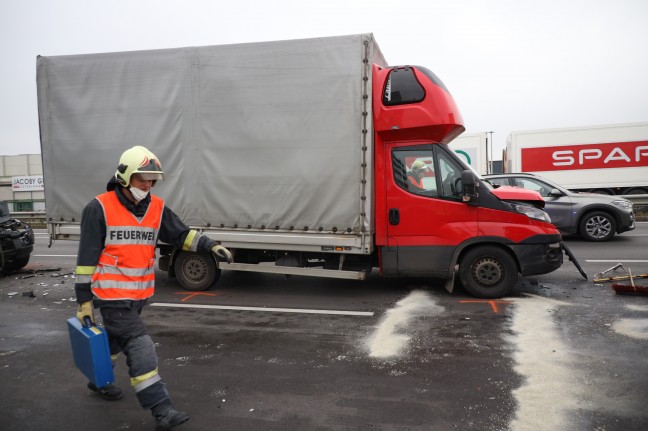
[[625, 187, 648, 195], [458, 246, 518, 299], [579, 211, 616, 242], [174, 251, 220, 291]]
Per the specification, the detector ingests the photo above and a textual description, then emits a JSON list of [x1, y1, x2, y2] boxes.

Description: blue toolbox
[[67, 317, 114, 388]]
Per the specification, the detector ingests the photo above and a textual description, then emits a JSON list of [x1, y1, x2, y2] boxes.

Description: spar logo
[[521, 140, 648, 172]]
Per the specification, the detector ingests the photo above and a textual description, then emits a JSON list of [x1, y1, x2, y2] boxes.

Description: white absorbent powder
[[366, 290, 444, 358]]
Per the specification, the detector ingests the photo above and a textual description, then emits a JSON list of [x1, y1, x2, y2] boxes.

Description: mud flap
[[562, 242, 587, 280], [445, 264, 458, 293]]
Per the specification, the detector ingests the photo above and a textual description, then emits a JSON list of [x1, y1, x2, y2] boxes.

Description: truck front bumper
[[510, 235, 563, 276]]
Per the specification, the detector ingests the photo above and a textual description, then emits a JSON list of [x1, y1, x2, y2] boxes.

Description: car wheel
[[579, 211, 616, 242], [174, 251, 221, 291], [458, 246, 518, 299], [1, 256, 30, 272]]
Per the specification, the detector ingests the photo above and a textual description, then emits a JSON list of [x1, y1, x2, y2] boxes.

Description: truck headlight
[[504, 202, 552, 223], [612, 200, 633, 210]]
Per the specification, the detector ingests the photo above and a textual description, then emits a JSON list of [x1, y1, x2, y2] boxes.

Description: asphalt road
[[1, 225, 647, 431]]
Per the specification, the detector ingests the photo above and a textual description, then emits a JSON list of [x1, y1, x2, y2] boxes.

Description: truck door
[[384, 144, 478, 276]]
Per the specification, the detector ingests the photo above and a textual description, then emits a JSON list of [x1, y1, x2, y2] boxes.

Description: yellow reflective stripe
[[76, 266, 96, 275], [131, 368, 159, 387], [182, 230, 197, 251], [111, 353, 120, 363]]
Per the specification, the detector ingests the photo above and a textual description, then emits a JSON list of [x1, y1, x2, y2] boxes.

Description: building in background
[[0, 154, 44, 212]]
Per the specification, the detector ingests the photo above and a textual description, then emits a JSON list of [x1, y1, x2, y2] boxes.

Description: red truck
[[38, 34, 567, 298]]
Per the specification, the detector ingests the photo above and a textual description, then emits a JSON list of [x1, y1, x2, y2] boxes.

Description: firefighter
[[74, 145, 233, 430], [407, 160, 430, 189]]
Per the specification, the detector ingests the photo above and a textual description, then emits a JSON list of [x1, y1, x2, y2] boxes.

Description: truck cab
[[372, 65, 563, 298]]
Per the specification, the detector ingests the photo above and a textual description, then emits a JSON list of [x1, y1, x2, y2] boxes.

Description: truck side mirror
[[461, 170, 479, 203]]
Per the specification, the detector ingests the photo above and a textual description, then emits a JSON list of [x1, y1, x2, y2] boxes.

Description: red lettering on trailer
[[521, 140, 648, 171]]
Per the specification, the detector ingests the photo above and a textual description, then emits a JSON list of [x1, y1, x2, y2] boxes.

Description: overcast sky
[[2, 0, 647, 159]]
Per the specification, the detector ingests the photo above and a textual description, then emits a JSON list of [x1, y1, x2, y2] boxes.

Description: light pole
[[488, 131, 494, 174]]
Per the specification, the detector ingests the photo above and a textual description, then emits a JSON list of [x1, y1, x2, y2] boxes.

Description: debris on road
[[13, 267, 64, 279], [612, 268, 648, 296], [592, 263, 648, 283]]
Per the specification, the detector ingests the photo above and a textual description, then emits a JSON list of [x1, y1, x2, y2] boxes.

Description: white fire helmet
[[114, 146, 165, 187]]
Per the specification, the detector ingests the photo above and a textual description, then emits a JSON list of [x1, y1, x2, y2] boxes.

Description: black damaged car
[[0, 201, 34, 272]]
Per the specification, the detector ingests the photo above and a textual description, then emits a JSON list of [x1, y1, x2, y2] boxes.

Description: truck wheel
[[458, 246, 518, 299], [579, 211, 616, 242], [174, 251, 220, 291]]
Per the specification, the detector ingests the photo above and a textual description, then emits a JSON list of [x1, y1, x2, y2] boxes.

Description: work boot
[[152, 402, 190, 431], [87, 382, 123, 401]]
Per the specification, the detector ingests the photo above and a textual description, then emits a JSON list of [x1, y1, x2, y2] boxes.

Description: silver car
[[483, 173, 635, 241]]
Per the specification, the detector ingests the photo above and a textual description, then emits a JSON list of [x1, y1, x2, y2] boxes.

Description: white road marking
[[586, 260, 648, 263], [151, 302, 374, 316]]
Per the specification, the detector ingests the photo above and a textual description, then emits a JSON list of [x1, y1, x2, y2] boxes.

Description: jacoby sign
[[521, 140, 648, 172], [12, 175, 44, 191]]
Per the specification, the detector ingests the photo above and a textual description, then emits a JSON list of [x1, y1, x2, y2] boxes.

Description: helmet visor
[[137, 173, 164, 181]]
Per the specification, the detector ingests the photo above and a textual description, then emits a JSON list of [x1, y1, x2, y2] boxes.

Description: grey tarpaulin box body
[[37, 34, 386, 254], [67, 317, 114, 388]]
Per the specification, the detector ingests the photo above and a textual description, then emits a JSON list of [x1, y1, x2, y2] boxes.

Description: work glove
[[211, 244, 233, 264], [77, 301, 94, 326]]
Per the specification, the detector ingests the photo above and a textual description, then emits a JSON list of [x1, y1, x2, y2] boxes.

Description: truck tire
[[174, 251, 220, 291], [579, 211, 616, 242], [458, 246, 518, 299]]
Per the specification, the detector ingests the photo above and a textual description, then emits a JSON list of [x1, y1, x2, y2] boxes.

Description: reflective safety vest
[[91, 191, 164, 300], [408, 175, 423, 188]]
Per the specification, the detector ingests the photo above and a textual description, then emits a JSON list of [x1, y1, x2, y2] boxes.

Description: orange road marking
[[459, 299, 512, 313], [174, 291, 220, 302]]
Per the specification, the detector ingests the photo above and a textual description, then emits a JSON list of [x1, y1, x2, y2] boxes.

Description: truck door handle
[[388, 208, 400, 225]]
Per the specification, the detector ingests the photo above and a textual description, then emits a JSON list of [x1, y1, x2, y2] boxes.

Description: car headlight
[[612, 200, 633, 210], [504, 202, 552, 223]]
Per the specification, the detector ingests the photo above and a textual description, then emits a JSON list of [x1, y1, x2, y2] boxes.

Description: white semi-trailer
[[505, 122, 648, 195]]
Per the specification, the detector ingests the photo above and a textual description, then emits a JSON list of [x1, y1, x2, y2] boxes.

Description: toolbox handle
[[83, 316, 94, 328]]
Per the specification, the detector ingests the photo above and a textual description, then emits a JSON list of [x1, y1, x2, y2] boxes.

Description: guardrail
[[8, 211, 47, 228], [8, 195, 648, 229], [621, 194, 648, 205]]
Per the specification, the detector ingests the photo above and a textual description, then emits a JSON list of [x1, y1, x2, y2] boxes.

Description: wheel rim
[[471, 258, 503, 287], [585, 216, 611, 239], [183, 255, 208, 283]]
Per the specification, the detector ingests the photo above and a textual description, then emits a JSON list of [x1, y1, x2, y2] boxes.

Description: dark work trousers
[[99, 301, 170, 409]]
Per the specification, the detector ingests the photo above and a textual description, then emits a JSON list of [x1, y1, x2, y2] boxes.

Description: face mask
[[129, 186, 149, 203]]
